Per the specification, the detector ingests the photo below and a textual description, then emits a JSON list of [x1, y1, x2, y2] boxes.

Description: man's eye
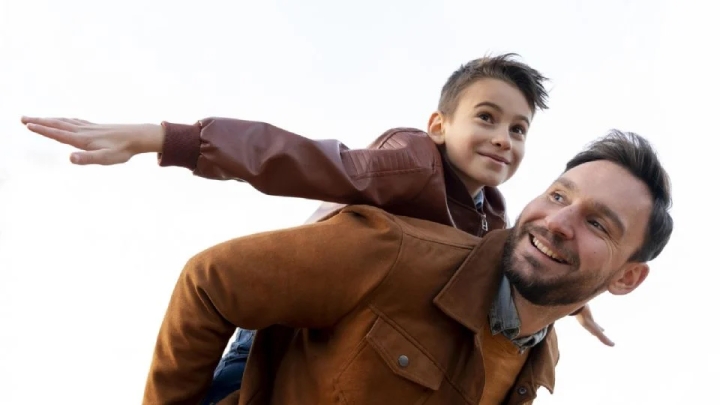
[[550, 192, 563, 202], [588, 220, 607, 233]]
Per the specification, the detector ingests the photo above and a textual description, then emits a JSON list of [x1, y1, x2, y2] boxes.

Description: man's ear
[[426, 111, 445, 145], [608, 262, 649, 296]]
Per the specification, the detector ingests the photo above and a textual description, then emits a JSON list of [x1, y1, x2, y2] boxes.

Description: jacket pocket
[[335, 317, 444, 404]]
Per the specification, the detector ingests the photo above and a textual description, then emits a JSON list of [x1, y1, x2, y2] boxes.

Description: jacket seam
[[337, 218, 406, 322], [402, 231, 477, 250], [374, 128, 427, 149], [350, 166, 431, 180], [399, 152, 443, 208], [334, 338, 370, 405]]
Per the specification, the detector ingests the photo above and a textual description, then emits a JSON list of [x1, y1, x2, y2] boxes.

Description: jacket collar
[[432, 229, 557, 393], [432, 229, 508, 334], [440, 154, 508, 231]]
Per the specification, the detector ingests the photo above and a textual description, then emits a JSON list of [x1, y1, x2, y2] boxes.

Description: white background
[[0, 0, 716, 403]]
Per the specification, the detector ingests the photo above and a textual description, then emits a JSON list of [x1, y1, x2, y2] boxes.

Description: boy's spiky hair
[[439, 53, 549, 116]]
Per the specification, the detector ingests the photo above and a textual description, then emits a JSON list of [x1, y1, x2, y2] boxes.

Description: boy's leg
[[200, 329, 256, 405]]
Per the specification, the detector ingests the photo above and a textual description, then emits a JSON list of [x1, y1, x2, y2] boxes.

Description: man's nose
[[544, 206, 576, 239]]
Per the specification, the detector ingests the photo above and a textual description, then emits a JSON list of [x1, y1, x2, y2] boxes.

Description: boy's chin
[[472, 174, 505, 188], [472, 167, 514, 188]]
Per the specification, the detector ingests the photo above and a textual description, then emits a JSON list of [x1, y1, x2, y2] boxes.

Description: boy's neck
[[459, 174, 485, 199], [441, 152, 486, 197]]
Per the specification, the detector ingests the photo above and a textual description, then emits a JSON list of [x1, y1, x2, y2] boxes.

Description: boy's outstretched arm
[[21, 116, 441, 207]]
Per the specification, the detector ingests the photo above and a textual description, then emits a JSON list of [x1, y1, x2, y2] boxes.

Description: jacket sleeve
[[157, 118, 439, 206], [142, 206, 403, 405]]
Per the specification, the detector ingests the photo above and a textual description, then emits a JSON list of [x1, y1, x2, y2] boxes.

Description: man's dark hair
[[565, 130, 673, 262], [438, 53, 549, 117]]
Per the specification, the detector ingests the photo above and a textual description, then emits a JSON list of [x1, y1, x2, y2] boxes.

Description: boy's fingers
[[21, 117, 78, 131], [577, 305, 594, 321], [584, 319, 615, 347], [58, 118, 94, 126], [71, 149, 130, 166], [594, 329, 615, 347], [26, 123, 83, 148]]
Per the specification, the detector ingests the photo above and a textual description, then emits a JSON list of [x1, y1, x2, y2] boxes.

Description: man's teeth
[[531, 236, 565, 263]]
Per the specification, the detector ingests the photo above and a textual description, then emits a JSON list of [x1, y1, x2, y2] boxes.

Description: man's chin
[[506, 274, 559, 306], [506, 251, 541, 280], [506, 265, 600, 307], [505, 254, 566, 306]]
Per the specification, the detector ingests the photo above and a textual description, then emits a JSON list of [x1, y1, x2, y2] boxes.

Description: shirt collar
[[488, 276, 548, 352], [473, 189, 485, 210]]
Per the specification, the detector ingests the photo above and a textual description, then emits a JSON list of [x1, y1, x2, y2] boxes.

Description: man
[[143, 130, 673, 405]]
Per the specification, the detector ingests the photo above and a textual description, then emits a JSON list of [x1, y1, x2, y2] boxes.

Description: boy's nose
[[491, 128, 512, 150]]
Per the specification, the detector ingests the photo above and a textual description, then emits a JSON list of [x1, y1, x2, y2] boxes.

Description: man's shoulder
[[338, 205, 478, 249], [398, 215, 480, 248]]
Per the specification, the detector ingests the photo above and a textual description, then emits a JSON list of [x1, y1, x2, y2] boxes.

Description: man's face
[[427, 78, 532, 195], [503, 160, 653, 306]]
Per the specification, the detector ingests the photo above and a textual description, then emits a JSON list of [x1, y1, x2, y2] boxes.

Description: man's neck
[[511, 287, 587, 338]]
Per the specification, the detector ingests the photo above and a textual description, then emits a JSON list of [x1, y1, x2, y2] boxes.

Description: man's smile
[[529, 234, 569, 264]]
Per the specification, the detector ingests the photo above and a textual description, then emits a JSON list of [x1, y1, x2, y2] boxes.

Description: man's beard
[[501, 223, 607, 306]]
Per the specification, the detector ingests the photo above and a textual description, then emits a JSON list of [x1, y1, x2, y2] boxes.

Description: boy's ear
[[607, 262, 650, 296], [426, 111, 445, 145]]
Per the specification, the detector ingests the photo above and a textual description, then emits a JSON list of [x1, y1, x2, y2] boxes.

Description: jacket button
[[398, 355, 410, 368], [517, 386, 528, 395]]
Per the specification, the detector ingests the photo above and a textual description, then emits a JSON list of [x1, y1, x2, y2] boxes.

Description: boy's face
[[427, 78, 532, 196]]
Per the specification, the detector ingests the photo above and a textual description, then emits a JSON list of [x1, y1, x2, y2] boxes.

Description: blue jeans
[[201, 329, 255, 405]]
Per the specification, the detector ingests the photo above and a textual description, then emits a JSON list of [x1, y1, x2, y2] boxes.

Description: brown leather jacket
[[143, 205, 558, 405], [157, 118, 508, 236]]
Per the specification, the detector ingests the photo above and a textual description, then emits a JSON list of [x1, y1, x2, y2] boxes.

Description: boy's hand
[[575, 305, 615, 347], [21, 117, 164, 165]]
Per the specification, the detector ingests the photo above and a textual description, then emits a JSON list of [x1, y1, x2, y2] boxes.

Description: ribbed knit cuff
[[157, 121, 202, 170]]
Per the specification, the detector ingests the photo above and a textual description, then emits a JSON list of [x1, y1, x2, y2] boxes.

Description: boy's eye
[[511, 125, 526, 135], [477, 113, 493, 122]]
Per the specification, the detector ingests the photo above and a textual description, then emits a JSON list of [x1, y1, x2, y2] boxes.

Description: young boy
[[22, 53, 610, 404]]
